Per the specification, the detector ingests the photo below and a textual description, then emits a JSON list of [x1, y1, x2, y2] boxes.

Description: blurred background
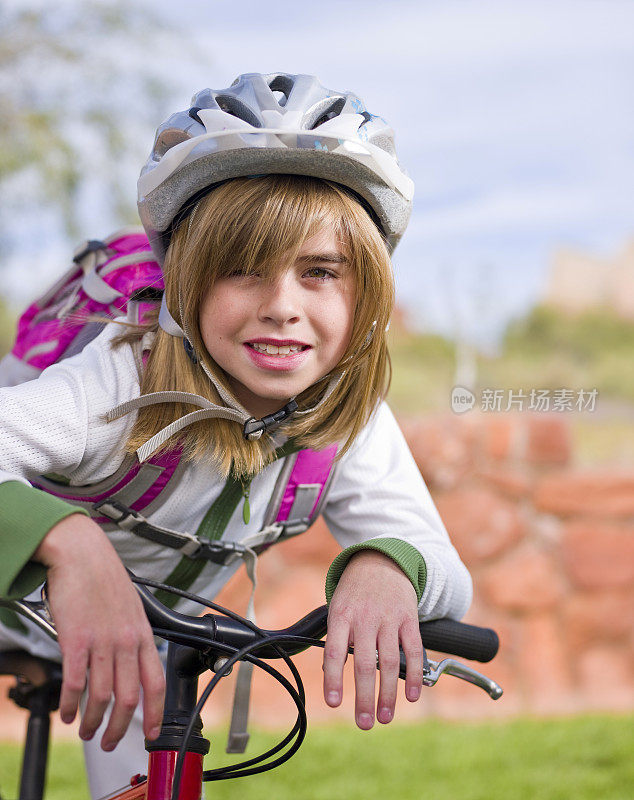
[[0, 1, 632, 798]]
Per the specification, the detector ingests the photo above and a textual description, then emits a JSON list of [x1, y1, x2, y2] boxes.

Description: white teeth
[[250, 342, 304, 356]]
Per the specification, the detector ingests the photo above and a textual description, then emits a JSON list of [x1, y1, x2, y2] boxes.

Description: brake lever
[[0, 590, 58, 642], [423, 657, 503, 700]]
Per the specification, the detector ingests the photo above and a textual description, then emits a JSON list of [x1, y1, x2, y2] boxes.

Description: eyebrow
[[296, 252, 349, 265]]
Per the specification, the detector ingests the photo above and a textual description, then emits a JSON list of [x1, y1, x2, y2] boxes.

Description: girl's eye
[[305, 266, 335, 280]]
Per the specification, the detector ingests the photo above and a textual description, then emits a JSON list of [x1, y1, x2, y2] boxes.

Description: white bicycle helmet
[[138, 72, 414, 263]]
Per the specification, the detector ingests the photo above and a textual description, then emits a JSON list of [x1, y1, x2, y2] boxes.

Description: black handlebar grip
[[419, 618, 499, 663]]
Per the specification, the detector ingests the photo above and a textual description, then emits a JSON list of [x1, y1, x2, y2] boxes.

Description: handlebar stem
[[145, 642, 210, 757]]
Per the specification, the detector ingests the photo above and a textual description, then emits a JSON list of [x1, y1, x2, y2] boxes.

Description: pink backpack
[[0, 228, 161, 386], [0, 229, 338, 602]]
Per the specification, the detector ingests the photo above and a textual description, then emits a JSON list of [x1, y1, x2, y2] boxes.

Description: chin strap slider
[[243, 400, 298, 441]]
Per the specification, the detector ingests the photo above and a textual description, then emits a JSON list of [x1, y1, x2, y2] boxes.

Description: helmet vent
[[215, 95, 262, 128], [267, 74, 294, 106], [152, 128, 192, 160], [308, 97, 346, 130]]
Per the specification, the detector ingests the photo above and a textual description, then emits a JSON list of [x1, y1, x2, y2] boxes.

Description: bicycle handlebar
[[0, 577, 502, 701], [134, 581, 499, 663], [418, 617, 499, 663], [0, 581, 500, 664], [137, 582, 502, 700]]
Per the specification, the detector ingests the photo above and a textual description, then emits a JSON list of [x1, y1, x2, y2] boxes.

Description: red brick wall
[[400, 412, 634, 719]]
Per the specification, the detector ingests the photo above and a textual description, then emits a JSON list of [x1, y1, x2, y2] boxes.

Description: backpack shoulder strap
[[267, 443, 339, 534], [33, 446, 184, 521], [246, 443, 338, 551], [32, 442, 337, 600]]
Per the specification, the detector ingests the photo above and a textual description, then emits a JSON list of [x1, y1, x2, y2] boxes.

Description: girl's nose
[[257, 272, 301, 326]]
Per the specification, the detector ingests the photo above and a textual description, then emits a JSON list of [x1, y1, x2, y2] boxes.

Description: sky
[[4, 0, 634, 347]]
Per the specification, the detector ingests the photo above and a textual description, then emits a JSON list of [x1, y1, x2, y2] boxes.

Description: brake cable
[[170, 633, 313, 798], [130, 577, 322, 799]]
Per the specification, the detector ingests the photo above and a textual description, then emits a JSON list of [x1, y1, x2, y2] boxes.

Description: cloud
[[4, 0, 633, 342], [408, 183, 621, 241]]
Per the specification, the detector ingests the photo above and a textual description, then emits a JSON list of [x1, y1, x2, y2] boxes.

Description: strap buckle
[[197, 540, 247, 566], [94, 499, 248, 563], [245, 523, 284, 550], [72, 239, 106, 264], [243, 400, 298, 441], [94, 498, 145, 530]]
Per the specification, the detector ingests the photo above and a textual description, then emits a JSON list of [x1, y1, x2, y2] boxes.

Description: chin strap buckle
[[243, 400, 298, 441]]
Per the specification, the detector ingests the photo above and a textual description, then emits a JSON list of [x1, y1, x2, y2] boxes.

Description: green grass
[[1, 715, 632, 800]]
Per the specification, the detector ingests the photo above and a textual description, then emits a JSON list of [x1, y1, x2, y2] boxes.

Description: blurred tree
[[504, 305, 634, 360], [0, 0, 210, 257]]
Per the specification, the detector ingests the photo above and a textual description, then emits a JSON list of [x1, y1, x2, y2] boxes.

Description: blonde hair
[[118, 175, 394, 477]]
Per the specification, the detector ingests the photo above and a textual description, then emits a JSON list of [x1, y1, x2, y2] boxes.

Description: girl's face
[[199, 226, 356, 418]]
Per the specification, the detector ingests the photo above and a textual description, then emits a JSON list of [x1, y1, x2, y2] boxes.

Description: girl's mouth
[[244, 341, 311, 371], [248, 342, 309, 357]]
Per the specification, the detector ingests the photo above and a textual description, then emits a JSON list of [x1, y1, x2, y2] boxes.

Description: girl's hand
[[34, 514, 165, 751], [323, 550, 423, 729]]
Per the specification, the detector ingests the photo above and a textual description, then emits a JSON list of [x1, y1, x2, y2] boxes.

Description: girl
[[0, 73, 472, 797]]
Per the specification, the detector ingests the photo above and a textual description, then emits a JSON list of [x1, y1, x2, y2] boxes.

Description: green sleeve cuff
[[325, 537, 427, 604], [0, 481, 88, 599]]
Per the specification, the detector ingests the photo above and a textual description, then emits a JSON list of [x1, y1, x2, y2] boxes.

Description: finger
[[376, 627, 400, 724], [353, 629, 378, 730], [323, 610, 351, 707], [401, 621, 424, 703], [59, 642, 89, 725], [139, 637, 166, 740], [80, 647, 113, 741], [100, 646, 140, 751]]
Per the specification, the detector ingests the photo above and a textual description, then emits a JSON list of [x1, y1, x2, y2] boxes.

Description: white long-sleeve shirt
[[0, 323, 472, 623]]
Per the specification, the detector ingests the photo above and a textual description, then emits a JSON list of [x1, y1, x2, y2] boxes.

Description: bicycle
[[0, 576, 503, 800]]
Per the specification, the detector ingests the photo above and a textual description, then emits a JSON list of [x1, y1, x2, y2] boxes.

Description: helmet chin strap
[[176, 291, 253, 416]]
